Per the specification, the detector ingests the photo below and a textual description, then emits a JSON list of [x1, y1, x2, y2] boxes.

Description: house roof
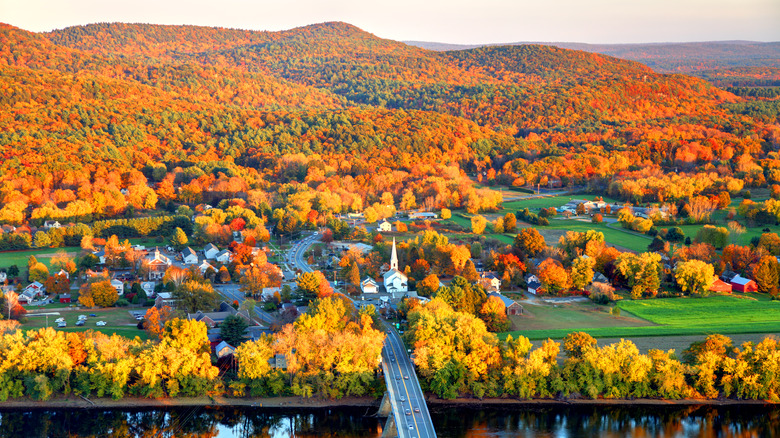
[[216, 249, 232, 258], [215, 341, 235, 355], [383, 268, 407, 281], [488, 292, 518, 309], [527, 280, 542, 289], [182, 247, 197, 258], [205, 243, 218, 253], [361, 277, 378, 287], [730, 275, 754, 286]]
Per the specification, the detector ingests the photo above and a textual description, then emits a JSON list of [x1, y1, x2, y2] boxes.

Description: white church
[[383, 237, 408, 293]]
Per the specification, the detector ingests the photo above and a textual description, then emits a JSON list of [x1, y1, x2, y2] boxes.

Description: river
[[0, 404, 777, 437]]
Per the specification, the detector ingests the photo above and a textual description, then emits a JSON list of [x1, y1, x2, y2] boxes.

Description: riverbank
[[0, 394, 776, 410]]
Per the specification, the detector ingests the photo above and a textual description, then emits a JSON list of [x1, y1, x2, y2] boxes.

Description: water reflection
[[0, 403, 776, 437]]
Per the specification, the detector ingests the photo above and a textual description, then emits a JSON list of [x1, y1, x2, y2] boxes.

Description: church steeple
[[390, 237, 398, 271]]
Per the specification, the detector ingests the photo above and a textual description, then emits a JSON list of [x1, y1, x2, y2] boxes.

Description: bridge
[[287, 233, 437, 437]]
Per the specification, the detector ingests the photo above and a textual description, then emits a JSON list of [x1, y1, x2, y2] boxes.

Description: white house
[[409, 212, 438, 220], [198, 260, 216, 275], [181, 247, 198, 265], [0, 271, 6, 283], [141, 281, 156, 297], [215, 249, 233, 264], [155, 292, 177, 308], [93, 249, 107, 265], [262, 286, 282, 301], [377, 220, 392, 233], [204, 243, 220, 260], [383, 238, 408, 293], [479, 272, 501, 292], [43, 220, 61, 230], [361, 277, 378, 294], [110, 279, 124, 295]]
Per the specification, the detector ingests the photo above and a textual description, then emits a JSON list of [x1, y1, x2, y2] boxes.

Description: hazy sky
[[1, 0, 778, 44]]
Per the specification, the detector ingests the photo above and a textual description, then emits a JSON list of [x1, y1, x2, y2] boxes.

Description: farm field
[[502, 294, 780, 341], [502, 194, 621, 212]]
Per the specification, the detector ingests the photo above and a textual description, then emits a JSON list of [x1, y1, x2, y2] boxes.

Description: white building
[[383, 238, 408, 293], [110, 279, 124, 295], [361, 277, 378, 294], [215, 249, 233, 264], [199, 260, 216, 275], [204, 243, 220, 260], [377, 220, 392, 233], [181, 247, 198, 265]]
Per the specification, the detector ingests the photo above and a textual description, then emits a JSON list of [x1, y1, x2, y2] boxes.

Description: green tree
[[173, 280, 220, 313], [220, 315, 249, 346], [674, 260, 714, 296], [33, 231, 51, 248], [695, 225, 729, 249], [28, 262, 50, 283]]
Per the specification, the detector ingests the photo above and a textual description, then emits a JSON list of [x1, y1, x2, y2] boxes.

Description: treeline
[[92, 215, 193, 238], [0, 297, 385, 401], [407, 299, 780, 401]]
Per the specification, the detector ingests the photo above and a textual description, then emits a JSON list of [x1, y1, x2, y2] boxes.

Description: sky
[[1, 0, 779, 44]]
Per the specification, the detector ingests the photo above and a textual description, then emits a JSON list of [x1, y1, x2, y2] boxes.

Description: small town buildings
[[181, 247, 198, 265], [59, 294, 71, 303], [478, 272, 501, 292], [204, 243, 220, 260], [188, 302, 251, 328], [377, 220, 392, 232], [0, 271, 6, 283], [488, 292, 524, 315], [262, 286, 282, 301], [24, 281, 45, 298], [361, 277, 378, 294], [730, 275, 758, 293], [93, 249, 107, 265], [383, 238, 408, 293], [141, 281, 156, 297]]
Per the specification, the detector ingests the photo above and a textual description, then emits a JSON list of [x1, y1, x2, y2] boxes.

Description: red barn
[[730, 275, 758, 293], [709, 278, 732, 293], [59, 294, 71, 303]]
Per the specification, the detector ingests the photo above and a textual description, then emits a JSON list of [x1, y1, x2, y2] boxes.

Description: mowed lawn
[[0, 247, 81, 270], [502, 195, 621, 212], [23, 307, 150, 340]]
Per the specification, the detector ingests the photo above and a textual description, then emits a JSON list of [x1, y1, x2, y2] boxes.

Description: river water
[[0, 404, 777, 437]]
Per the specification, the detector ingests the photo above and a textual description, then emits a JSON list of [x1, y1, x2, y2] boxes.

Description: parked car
[[57, 322, 66, 328], [75, 321, 85, 326], [55, 318, 65, 323], [89, 313, 97, 317], [96, 321, 106, 326]]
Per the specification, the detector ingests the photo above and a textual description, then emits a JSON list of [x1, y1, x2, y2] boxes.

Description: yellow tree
[[674, 259, 715, 296], [471, 215, 487, 234]]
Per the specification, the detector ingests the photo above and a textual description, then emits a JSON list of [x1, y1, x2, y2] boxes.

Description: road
[[382, 327, 436, 438], [214, 284, 276, 325], [288, 233, 437, 436]]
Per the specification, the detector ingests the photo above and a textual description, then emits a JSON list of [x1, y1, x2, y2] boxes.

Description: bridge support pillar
[[382, 414, 398, 438], [378, 391, 392, 417]]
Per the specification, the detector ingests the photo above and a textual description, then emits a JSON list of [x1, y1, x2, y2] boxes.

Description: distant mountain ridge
[[405, 40, 780, 73]]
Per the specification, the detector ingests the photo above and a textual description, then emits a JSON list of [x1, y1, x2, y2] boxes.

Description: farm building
[[709, 278, 733, 293], [730, 275, 758, 293]]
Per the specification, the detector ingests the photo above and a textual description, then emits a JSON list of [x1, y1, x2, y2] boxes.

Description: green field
[[0, 247, 81, 270], [502, 294, 780, 341]]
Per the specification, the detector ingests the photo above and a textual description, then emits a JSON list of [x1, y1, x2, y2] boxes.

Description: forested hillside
[[0, 21, 779, 226]]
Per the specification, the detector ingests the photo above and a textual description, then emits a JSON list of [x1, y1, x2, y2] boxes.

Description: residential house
[[110, 279, 124, 295], [377, 220, 392, 233], [262, 286, 282, 301], [383, 238, 408, 293], [181, 247, 198, 265], [526, 275, 542, 294], [592, 272, 609, 284], [56, 269, 69, 279], [730, 275, 758, 293], [488, 292, 524, 315], [93, 249, 107, 265], [204, 243, 220, 260], [478, 272, 501, 292], [361, 277, 378, 294], [155, 292, 177, 308], [59, 294, 71, 304], [270, 354, 287, 370], [0, 271, 6, 283], [43, 220, 61, 230], [141, 281, 156, 297], [214, 341, 236, 359], [187, 302, 251, 328], [232, 231, 243, 243], [24, 281, 45, 298], [198, 260, 216, 275], [215, 249, 233, 264]]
